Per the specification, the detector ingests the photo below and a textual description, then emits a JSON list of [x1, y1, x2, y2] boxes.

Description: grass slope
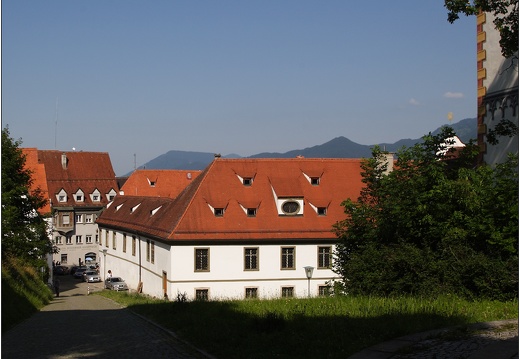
[[1, 257, 54, 333], [97, 291, 517, 359]]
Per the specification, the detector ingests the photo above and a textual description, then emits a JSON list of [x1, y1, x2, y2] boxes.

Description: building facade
[[476, 11, 519, 165], [23, 149, 119, 267], [96, 158, 365, 300]]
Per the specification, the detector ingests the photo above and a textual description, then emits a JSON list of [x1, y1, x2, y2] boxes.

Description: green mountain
[[131, 118, 477, 173]]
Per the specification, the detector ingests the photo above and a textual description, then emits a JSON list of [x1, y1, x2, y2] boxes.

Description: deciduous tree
[[334, 127, 518, 300], [1, 127, 53, 265]]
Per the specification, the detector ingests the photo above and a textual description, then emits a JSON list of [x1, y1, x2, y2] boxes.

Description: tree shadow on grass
[[124, 299, 514, 359]]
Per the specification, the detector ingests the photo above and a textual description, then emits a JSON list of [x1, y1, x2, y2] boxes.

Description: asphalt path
[[1, 274, 211, 359]]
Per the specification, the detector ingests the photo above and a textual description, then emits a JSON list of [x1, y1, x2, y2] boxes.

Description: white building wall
[[98, 227, 338, 301]]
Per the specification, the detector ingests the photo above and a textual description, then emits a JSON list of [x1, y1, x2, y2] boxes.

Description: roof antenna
[[54, 96, 59, 149]]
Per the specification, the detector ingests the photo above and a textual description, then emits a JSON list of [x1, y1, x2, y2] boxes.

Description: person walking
[[53, 278, 60, 297], [107, 270, 112, 278]]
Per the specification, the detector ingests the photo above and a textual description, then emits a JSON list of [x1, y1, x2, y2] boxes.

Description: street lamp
[[101, 249, 107, 281], [304, 266, 314, 298]]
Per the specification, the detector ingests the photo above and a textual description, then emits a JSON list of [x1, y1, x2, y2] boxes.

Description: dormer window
[[303, 172, 322, 186], [281, 200, 300, 215], [317, 207, 327, 216], [106, 189, 117, 201], [57, 189, 67, 203], [236, 174, 255, 186], [247, 208, 257, 217], [90, 189, 101, 202], [214, 208, 224, 217], [75, 189, 84, 202]]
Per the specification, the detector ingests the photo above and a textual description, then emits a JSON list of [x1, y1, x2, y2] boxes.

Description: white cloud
[[443, 92, 464, 99], [409, 98, 420, 106]]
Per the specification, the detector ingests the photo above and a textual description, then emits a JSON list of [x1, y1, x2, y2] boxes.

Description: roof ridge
[[168, 159, 217, 234]]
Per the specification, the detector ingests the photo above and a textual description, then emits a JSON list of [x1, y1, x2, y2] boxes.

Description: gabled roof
[[22, 149, 118, 209], [23, 148, 51, 214], [97, 158, 364, 242], [120, 169, 201, 198]]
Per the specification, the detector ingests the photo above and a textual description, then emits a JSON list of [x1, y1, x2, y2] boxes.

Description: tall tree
[[1, 128, 53, 264], [445, 0, 518, 58], [333, 127, 518, 300]]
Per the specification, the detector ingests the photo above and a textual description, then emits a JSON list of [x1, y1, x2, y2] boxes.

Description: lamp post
[[101, 249, 107, 281], [304, 266, 314, 298]]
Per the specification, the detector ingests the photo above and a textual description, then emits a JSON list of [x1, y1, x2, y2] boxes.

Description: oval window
[[282, 200, 300, 215]]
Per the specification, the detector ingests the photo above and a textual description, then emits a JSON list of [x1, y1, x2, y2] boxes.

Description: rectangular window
[[75, 214, 83, 223], [75, 235, 82, 244], [318, 246, 332, 269], [132, 236, 136, 256], [62, 214, 70, 225], [66, 236, 72, 245], [95, 234, 99, 244], [76, 195, 83, 202], [311, 177, 320, 185], [195, 248, 209, 271], [55, 236, 62, 245], [195, 289, 209, 301], [93, 195, 99, 201], [122, 234, 127, 253], [243, 178, 252, 186], [105, 230, 109, 248], [151, 241, 155, 264], [146, 240, 150, 262], [61, 254, 68, 264], [245, 287, 258, 299], [59, 195, 66, 202], [247, 208, 257, 217], [317, 207, 327, 216], [244, 248, 258, 270], [281, 247, 295, 269], [214, 208, 224, 217], [319, 285, 332, 296], [112, 232, 116, 250], [281, 286, 294, 298], [85, 235, 93, 244], [85, 214, 93, 223]]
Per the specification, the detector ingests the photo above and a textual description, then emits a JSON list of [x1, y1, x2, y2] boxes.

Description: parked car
[[73, 267, 88, 279], [104, 277, 129, 291], [54, 266, 69, 275], [84, 271, 102, 283], [82, 270, 98, 281]]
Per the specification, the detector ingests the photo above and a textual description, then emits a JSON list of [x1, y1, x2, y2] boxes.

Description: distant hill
[[129, 118, 477, 173]]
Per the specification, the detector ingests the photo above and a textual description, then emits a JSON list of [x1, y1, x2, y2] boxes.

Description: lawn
[[97, 291, 518, 359]]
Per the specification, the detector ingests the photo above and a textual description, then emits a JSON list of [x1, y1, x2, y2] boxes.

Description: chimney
[[61, 153, 68, 170]]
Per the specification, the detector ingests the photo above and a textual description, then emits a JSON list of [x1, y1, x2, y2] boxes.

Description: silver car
[[105, 277, 129, 291], [84, 271, 101, 283]]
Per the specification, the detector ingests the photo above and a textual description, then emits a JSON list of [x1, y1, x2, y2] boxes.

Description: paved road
[[2, 275, 211, 359]]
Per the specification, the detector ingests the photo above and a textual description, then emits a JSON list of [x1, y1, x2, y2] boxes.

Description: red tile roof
[[120, 169, 201, 198], [22, 149, 118, 209], [97, 158, 364, 243], [23, 148, 51, 214]]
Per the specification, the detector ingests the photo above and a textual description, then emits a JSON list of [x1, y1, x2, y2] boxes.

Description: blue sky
[[3, 1, 477, 175]]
